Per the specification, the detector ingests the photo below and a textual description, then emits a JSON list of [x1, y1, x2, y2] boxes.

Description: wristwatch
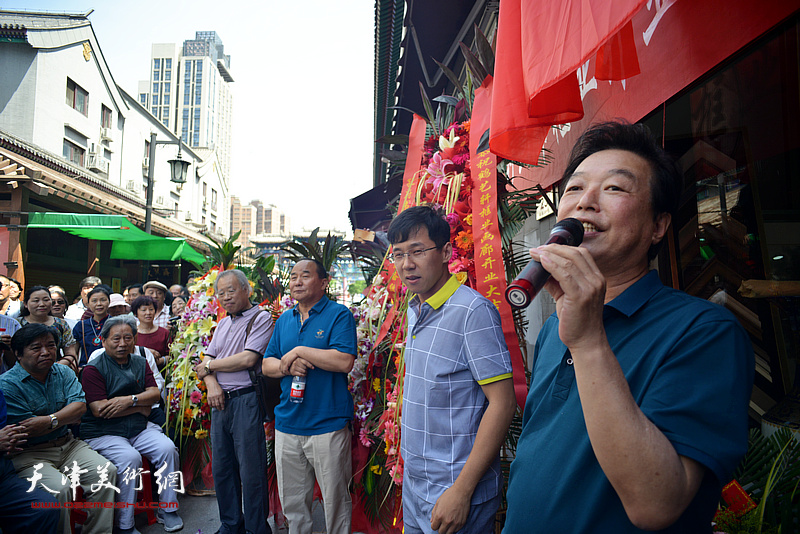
[[131, 394, 138, 407], [49, 414, 58, 429]]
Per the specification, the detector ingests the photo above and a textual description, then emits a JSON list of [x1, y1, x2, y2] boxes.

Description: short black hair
[[87, 285, 111, 301], [561, 121, 681, 260], [126, 283, 144, 293], [131, 295, 158, 315], [7, 277, 21, 291], [296, 258, 328, 280], [387, 205, 451, 248], [20, 285, 50, 317], [79, 276, 102, 290], [11, 323, 60, 357]]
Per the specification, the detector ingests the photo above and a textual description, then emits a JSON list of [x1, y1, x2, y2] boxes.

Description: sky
[[7, 0, 376, 236]]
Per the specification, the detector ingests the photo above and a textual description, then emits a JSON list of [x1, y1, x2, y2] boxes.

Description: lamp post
[[144, 131, 191, 234]]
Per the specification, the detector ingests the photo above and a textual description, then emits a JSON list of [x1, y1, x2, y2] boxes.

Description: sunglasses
[[52, 300, 67, 305]]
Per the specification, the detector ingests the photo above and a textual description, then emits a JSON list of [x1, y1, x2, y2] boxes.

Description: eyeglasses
[[52, 300, 67, 306], [390, 246, 440, 264]]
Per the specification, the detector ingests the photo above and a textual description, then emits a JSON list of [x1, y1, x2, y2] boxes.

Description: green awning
[[27, 212, 208, 266]]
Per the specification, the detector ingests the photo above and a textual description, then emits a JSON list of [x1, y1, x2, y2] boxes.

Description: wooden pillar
[[5, 186, 25, 289], [87, 240, 99, 276]]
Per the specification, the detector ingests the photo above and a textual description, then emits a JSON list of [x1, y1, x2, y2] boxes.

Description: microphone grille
[[553, 217, 584, 245]]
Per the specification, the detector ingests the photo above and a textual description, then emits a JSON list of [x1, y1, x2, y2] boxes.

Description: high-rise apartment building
[[231, 197, 291, 248], [138, 31, 234, 181]]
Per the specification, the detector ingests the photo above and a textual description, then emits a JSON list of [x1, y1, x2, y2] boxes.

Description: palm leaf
[[419, 81, 438, 137]]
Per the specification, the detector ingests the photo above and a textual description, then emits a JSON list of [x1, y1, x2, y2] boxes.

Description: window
[[165, 70, 171, 81], [163, 94, 170, 106], [154, 58, 161, 69], [140, 93, 147, 105], [144, 139, 150, 157], [153, 83, 159, 93], [154, 70, 160, 82], [203, 182, 207, 198], [63, 139, 85, 166], [66, 78, 88, 115], [162, 115, 169, 128], [101, 105, 112, 128], [165, 58, 171, 69], [211, 189, 217, 211], [153, 95, 159, 106], [164, 82, 170, 94]]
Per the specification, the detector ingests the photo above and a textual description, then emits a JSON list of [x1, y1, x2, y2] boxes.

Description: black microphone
[[505, 218, 584, 309]]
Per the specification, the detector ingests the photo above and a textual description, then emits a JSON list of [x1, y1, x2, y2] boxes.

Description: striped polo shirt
[[401, 275, 513, 505]]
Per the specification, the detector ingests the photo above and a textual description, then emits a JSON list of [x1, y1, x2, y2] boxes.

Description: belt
[[224, 386, 255, 399], [14, 431, 73, 454]]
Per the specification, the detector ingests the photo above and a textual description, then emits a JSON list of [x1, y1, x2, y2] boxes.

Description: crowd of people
[[0, 122, 754, 534], [0, 275, 189, 534]]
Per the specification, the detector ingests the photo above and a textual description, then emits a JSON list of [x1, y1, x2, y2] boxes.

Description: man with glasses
[[65, 276, 101, 322], [387, 206, 517, 534], [194, 269, 274, 534]]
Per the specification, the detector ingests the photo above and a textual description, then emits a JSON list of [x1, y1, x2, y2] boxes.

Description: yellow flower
[[372, 378, 381, 392], [182, 428, 191, 436], [194, 429, 209, 440], [370, 465, 382, 475], [196, 317, 215, 337]]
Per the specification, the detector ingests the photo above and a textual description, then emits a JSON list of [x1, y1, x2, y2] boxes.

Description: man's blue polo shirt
[[402, 275, 513, 506], [264, 296, 356, 436], [0, 362, 86, 445], [503, 270, 754, 533]]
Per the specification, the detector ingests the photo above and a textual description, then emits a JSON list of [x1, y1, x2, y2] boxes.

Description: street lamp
[[144, 131, 191, 234]]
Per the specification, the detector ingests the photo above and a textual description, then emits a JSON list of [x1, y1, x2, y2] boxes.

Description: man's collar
[[12, 362, 51, 383], [423, 275, 461, 310], [605, 270, 662, 317], [231, 303, 257, 317], [292, 295, 329, 316]]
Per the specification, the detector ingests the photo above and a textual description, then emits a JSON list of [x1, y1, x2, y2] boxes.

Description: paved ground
[[137, 493, 326, 534]]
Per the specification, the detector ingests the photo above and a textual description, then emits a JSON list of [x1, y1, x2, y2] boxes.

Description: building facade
[[0, 10, 227, 290], [138, 32, 234, 184]]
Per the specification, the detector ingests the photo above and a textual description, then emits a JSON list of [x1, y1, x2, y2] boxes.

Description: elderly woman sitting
[[80, 315, 183, 534]]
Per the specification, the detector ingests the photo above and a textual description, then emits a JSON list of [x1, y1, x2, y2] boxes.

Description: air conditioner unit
[[100, 127, 113, 142], [156, 195, 165, 205], [184, 212, 193, 222], [126, 180, 138, 192], [86, 152, 109, 174]]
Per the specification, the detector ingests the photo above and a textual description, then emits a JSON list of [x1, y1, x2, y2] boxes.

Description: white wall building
[[0, 10, 227, 240]]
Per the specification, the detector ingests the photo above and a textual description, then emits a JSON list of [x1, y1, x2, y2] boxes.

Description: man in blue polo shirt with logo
[[503, 122, 754, 533], [387, 206, 517, 534], [262, 258, 357, 534]]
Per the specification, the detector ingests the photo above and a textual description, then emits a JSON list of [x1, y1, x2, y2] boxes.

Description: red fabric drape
[[491, 0, 646, 166]]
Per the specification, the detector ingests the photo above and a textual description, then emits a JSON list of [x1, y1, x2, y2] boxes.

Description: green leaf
[[433, 58, 470, 114], [477, 128, 490, 153], [418, 81, 438, 136], [459, 42, 487, 85], [473, 24, 495, 77], [432, 95, 460, 107]]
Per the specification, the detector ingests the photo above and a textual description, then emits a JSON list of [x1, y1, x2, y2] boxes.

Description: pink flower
[[359, 426, 372, 447], [190, 391, 202, 403]]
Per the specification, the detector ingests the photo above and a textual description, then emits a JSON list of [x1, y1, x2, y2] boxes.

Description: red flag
[[491, 0, 646, 166]]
